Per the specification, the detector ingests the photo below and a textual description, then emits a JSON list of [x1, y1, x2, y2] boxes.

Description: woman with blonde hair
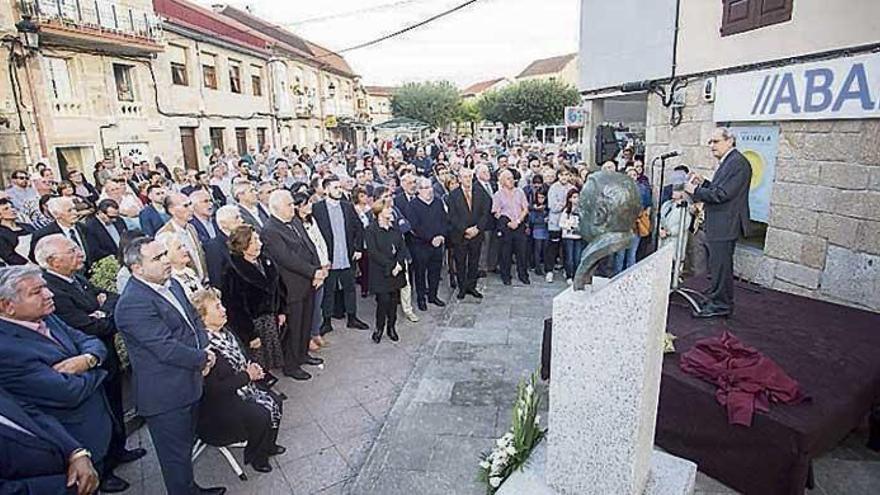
[[155, 231, 204, 300]]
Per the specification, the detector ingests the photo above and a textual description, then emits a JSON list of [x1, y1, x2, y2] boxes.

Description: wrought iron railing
[[19, 0, 163, 42]]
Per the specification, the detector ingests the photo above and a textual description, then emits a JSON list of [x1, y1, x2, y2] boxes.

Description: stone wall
[[644, 75, 880, 313]]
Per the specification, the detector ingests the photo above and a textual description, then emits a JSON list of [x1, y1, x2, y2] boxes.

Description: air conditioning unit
[[702, 77, 716, 103]]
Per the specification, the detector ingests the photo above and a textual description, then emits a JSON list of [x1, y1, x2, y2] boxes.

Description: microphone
[[659, 150, 680, 160]]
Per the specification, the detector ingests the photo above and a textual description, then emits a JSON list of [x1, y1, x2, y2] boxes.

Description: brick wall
[[645, 75, 880, 312]]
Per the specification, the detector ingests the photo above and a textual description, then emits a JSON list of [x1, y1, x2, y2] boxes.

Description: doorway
[[180, 127, 198, 170], [55, 146, 97, 179]]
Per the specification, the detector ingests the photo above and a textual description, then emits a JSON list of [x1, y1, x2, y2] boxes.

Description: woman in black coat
[[365, 201, 409, 343], [221, 224, 286, 371], [192, 288, 284, 473], [0, 198, 33, 265]]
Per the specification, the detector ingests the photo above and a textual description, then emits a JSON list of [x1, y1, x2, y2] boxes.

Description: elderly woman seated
[[190, 288, 285, 473]]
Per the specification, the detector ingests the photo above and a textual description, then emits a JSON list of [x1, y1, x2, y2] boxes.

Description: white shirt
[[136, 276, 195, 330], [303, 219, 330, 266]]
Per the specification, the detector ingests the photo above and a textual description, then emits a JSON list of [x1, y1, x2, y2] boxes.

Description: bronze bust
[[573, 170, 641, 290]]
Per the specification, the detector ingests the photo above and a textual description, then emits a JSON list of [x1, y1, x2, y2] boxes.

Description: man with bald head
[[157, 192, 207, 281], [29, 196, 93, 271]]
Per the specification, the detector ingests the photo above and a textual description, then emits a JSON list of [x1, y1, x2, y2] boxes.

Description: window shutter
[[720, 0, 756, 36], [721, 0, 793, 36], [200, 52, 216, 67], [168, 44, 187, 65], [756, 0, 793, 27], [45, 57, 73, 100]]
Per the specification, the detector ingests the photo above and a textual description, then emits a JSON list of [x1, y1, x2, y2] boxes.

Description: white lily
[[479, 460, 490, 470], [534, 414, 541, 425], [505, 445, 517, 456], [489, 477, 502, 488]]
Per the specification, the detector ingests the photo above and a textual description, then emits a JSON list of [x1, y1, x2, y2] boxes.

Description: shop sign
[[715, 52, 880, 122], [564, 106, 587, 127]]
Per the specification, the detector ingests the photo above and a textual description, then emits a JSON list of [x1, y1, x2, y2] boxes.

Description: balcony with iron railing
[[19, 0, 164, 55]]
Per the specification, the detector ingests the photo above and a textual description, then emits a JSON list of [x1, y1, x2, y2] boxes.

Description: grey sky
[[205, 0, 579, 88]]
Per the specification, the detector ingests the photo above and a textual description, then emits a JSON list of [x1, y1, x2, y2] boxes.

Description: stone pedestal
[[499, 244, 699, 495], [497, 440, 696, 495]]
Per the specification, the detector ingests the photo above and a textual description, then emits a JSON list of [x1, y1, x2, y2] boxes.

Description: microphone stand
[[651, 155, 667, 250], [669, 200, 705, 313]]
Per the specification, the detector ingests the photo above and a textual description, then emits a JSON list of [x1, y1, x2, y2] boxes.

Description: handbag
[[636, 209, 651, 237]]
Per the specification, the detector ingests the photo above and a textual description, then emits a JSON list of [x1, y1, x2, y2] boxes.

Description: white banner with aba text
[[714, 52, 880, 122]]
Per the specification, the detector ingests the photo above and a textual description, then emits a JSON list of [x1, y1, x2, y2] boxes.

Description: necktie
[[464, 189, 472, 211], [67, 228, 82, 248]]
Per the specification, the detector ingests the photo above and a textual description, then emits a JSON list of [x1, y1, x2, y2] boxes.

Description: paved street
[[117, 275, 879, 495]]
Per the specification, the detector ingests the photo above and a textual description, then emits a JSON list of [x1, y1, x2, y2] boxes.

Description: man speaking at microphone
[[677, 127, 751, 318]]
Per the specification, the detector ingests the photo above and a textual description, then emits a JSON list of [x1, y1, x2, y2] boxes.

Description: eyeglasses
[[707, 138, 724, 145]]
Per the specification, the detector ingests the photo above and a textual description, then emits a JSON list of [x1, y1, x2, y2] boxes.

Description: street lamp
[[15, 15, 40, 50]]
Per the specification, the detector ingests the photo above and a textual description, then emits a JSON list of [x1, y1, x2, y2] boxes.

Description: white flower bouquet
[[477, 372, 546, 494]]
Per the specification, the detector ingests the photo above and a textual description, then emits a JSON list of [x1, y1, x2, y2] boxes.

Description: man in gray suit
[[681, 127, 752, 318]]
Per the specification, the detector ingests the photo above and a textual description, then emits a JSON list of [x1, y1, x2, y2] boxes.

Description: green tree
[[391, 81, 461, 128], [476, 79, 581, 137], [453, 99, 482, 134]]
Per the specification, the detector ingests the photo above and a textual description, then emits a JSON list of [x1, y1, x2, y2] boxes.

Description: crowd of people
[[0, 130, 723, 494]]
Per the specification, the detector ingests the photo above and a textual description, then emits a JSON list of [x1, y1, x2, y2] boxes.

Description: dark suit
[[0, 315, 111, 464], [138, 205, 167, 237], [256, 204, 270, 225], [312, 199, 364, 320], [475, 180, 499, 271], [83, 215, 126, 263], [181, 185, 225, 206], [260, 216, 320, 372], [189, 216, 218, 245], [238, 205, 265, 232], [692, 148, 752, 311], [204, 231, 230, 288], [408, 197, 449, 303], [0, 387, 82, 495], [29, 222, 92, 272], [447, 186, 492, 293], [115, 277, 208, 495], [42, 271, 128, 472]]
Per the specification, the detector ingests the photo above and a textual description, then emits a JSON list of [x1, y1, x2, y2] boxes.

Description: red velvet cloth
[[680, 331, 808, 426]]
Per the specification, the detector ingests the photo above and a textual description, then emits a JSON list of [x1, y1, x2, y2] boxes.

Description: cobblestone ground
[[117, 275, 879, 494]]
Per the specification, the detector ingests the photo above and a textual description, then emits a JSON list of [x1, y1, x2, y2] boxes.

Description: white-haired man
[[260, 190, 326, 381], [203, 205, 243, 287], [29, 196, 92, 271], [157, 193, 207, 281], [233, 181, 264, 231]]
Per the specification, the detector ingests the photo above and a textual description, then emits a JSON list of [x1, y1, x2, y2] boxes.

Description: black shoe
[[502, 279, 512, 286], [303, 355, 324, 366], [372, 329, 382, 343], [262, 372, 279, 389], [428, 297, 446, 307], [534, 266, 545, 276], [450, 277, 457, 289], [270, 445, 286, 456], [283, 367, 311, 381], [456, 290, 466, 300], [519, 277, 531, 285], [693, 305, 731, 319], [277, 392, 288, 401], [477, 270, 487, 278], [387, 325, 399, 342], [347, 316, 370, 330], [99, 474, 130, 493], [115, 447, 147, 464], [417, 300, 428, 311], [196, 485, 227, 495], [319, 319, 334, 335], [251, 461, 272, 473], [466, 289, 483, 299]]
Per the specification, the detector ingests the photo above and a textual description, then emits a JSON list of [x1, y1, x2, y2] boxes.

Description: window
[[721, 0, 793, 37], [44, 57, 73, 100], [209, 127, 224, 153], [257, 128, 267, 150], [235, 128, 248, 155], [251, 65, 263, 96], [169, 44, 188, 86], [229, 60, 242, 94], [113, 64, 135, 101], [202, 53, 218, 89]]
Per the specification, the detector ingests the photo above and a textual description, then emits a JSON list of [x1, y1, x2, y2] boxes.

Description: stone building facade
[[645, 80, 880, 312]]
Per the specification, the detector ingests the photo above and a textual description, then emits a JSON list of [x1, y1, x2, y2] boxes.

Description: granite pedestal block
[[546, 245, 677, 495], [496, 440, 697, 495]]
